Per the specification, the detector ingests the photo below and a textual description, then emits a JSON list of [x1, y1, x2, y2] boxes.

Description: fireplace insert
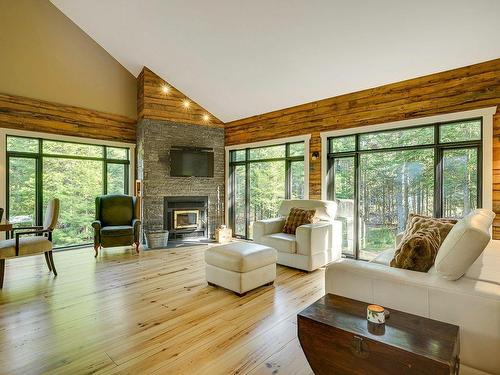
[[173, 210, 199, 229]]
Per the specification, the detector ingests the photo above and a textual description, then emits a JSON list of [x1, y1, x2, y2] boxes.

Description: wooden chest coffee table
[[298, 294, 460, 375]]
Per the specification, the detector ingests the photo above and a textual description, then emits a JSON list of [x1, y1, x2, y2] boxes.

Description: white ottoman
[[205, 242, 277, 296]]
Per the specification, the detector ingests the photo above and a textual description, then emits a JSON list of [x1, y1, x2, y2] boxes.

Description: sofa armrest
[[253, 217, 285, 243], [132, 219, 141, 243], [92, 220, 101, 245]]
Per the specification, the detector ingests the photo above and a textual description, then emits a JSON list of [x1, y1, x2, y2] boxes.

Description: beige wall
[[0, 0, 137, 119]]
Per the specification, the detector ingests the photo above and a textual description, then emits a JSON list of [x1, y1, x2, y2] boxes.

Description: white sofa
[[253, 199, 342, 271], [325, 209, 500, 375]]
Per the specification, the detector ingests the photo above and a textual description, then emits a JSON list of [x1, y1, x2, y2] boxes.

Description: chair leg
[[0, 259, 5, 289], [48, 251, 57, 276], [94, 243, 99, 258], [134, 241, 140, 254], [44, 252, 52, 272]]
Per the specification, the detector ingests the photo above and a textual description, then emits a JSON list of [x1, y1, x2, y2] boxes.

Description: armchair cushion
[[99, 195, 134, 226], [101, 225, 134, 237], [282, 208, 317, 234], [260, 233, 296, 253], [0, 237, 52, 259]]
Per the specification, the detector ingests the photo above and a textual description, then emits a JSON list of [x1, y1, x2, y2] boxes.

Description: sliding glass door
[[229, 142, 306, 239], [6, 136, 131, 248], [327, 118, 482, 260]]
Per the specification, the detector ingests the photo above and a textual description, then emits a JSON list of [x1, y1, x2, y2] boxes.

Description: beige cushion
[[278, 199, 336, 221], [435, 209, 495, 280], [370, 249, 396, 266], [260, 233, 296, 253], [205, 242, 277, 273], [464, 241, 500, 284], [0, 237, 53, 259]]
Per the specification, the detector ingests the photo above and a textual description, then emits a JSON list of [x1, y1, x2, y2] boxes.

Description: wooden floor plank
[[0, 244, 322, 374]]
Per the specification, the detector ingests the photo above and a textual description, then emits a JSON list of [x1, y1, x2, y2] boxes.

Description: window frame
[[5, 135, 131, 249], [326, 118, 483, 260], [228, 141, 306, 239]]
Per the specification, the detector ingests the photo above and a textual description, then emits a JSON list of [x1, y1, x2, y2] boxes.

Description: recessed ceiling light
[[161, 84, 170, 94], [182, 99, 190, 108], [202, 114, 210, 122]]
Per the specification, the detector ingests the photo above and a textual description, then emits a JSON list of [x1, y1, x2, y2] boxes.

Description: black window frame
[[327, 118, 483, 260], [228, 142, 305, 239], [5, 135, 131, 249]]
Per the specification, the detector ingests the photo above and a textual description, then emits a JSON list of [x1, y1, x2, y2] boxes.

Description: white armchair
[[253, 199, 342, 271]]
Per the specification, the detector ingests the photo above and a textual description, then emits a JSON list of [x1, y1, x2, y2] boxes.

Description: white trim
[[224, 134, 311, 227], [320, 107, 497, 214], [0, 128, 136, 237]]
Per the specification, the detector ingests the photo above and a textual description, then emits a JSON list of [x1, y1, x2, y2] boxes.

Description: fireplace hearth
[[164, 196, 208, 240]]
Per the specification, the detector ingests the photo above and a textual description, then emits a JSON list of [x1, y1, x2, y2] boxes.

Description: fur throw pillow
[[390, 227, 441, 272], [390, 214, 458, 272], [282, 208, 317, 234]]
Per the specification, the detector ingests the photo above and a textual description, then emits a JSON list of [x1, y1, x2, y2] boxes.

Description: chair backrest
[[43, 198, 60, 230], [278, 199, 337, 221], [96, 195, 135, 226]]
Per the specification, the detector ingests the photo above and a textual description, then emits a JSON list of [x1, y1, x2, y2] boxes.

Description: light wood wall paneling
[[0, 93, 136, 143], [138, 67, 224, 128]]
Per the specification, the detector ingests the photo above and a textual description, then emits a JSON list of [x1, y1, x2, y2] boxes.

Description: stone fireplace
[[164, 196, 208, 240], [136, 119, 225, 242]]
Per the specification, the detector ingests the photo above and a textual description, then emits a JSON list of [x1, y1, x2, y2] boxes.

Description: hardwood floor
[[0, 244, 319, 374]]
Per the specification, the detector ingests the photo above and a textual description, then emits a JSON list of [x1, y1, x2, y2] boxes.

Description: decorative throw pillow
[[282, 208, 317, 234], [390, 227, 441, 272], [390, 214, 458, 272]]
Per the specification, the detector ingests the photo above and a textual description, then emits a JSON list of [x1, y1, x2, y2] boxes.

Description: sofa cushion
[[390, 227, 441, 272], [282, 208, 317, 234], [261, 233, 297, 253], [101, 225, 134, 237], [464, 240, 500, 284], [403, 214, 457, 246], [370, 249, 396, 266], [0, 237, 53, 259], [435, 209, 495, 280], [205, 242, 277, 273]]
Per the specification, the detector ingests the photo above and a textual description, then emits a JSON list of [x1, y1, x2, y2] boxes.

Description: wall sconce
[[311, 151, 320, 161]]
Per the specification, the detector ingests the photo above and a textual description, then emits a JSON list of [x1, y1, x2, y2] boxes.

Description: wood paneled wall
[[225, 59, 500, 236], [138, 67, 224, 127], [0, 93, 136, 143]]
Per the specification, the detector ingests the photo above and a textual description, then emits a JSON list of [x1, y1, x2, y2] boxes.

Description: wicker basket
[[145, 230, 169, 249]]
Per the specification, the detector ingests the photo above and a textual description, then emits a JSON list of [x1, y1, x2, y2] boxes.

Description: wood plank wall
[[138, 67, 224, 127], [0, 93, 136, 143], [225, 59, 500, 237]]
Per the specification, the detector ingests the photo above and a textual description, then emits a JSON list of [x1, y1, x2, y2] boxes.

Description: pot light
[[182, 99, 191, 108], [161, 84, 170, 94], [202, 114, 210, 122]]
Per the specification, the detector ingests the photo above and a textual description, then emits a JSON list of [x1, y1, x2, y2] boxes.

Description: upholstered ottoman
[[205, 242, 277, 296]]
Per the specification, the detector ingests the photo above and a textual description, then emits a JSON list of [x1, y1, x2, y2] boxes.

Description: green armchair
[[92, 195, 141, 257]]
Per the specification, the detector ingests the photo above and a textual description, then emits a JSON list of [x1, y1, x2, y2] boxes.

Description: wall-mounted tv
[[170, 147, 214, 177]]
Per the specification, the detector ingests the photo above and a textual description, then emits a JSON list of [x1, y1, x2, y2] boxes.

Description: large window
[[229, 142, 306, 239], [6, 136, 130, 248], [327, 118, 482, 260]]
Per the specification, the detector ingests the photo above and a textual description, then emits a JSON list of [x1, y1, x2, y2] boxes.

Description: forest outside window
[[229, 142, 306, 240], [327, 118, 482, 261], [6, 136, 130, 248]]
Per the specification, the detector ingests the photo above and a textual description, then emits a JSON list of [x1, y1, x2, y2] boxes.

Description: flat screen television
[[170, 148, 214, 177]]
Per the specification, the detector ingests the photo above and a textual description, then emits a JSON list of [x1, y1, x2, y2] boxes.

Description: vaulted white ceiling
[[51, 0, 500, 122]]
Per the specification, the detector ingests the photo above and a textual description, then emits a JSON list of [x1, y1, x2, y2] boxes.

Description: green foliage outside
[[7, 137, 128, 248]]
